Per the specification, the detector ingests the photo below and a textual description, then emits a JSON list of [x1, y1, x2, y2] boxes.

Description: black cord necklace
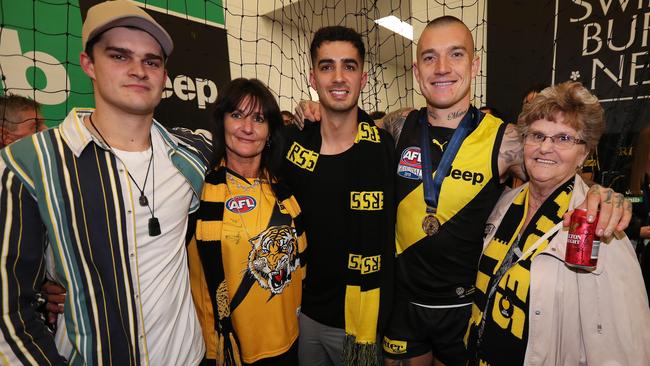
[[89, 114, 161, 236]]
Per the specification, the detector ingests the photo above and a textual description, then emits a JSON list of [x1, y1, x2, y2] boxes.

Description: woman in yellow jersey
[[466, 82, 650, 365], [188, 78, 306, 366]]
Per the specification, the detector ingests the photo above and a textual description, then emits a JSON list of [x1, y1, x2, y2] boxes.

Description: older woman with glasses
[[466, 82, 650, 365]]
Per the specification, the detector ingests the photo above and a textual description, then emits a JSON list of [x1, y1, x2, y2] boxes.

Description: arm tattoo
[[447, 109, 468, 120], [501, 125, 523, 163], [499, 124, 525, 179], [588, 185, 600, 196], [382, 107, 413, 142], [604, 190, 612, 204], [615, 194, 624, 208], [501, 147, 521, 164]]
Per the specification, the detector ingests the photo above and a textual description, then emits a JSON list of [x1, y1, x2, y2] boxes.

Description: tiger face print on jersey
[[248, 225, 299, 294]]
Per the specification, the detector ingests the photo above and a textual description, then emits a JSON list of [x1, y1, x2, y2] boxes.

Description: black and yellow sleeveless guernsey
[[394, 108, 506, 306]]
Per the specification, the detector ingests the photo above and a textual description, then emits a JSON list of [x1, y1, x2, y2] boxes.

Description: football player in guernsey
[[380, 16, 632, 366], [283, 26, 395, 366]]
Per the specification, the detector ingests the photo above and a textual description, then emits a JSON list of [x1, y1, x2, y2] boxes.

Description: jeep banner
[[0, 0, 230, 130]]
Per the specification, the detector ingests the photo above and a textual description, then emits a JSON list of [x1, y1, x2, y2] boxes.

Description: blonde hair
[[517, 81, 604, 152]]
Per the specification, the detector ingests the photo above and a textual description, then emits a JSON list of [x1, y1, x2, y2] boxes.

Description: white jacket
[[482, 175, 650, 366]]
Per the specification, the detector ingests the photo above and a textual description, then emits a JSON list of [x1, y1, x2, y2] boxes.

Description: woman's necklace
[[226, 172, 261, 191]]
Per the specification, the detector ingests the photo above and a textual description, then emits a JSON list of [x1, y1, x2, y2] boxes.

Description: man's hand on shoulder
[[294, 100, 321, 129], [562, 185, 633, 241]]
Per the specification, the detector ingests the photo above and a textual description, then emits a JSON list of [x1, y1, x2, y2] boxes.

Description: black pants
[[200, 340, 299, 366]]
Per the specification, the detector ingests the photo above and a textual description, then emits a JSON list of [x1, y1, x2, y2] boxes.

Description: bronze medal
[[422, 214, 440, 236]]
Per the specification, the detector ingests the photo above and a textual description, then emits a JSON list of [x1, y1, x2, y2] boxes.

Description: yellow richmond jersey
[[393, 111, 506, 303], [189, 178, 305, 363], [395, 113, 504, 255]]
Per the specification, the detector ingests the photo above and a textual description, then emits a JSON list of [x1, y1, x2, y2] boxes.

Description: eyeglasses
[[1, 120, 40, 133], [523, 132, 586, 149]]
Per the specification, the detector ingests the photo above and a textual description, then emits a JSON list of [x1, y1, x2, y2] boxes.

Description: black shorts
[[382, 300, 472, 366]]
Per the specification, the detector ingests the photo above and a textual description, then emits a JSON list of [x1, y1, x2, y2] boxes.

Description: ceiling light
[[374, 15, 413, 41]]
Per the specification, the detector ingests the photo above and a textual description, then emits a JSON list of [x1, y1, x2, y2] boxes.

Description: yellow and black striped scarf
[[194, 165, 306, 365], [466, 178, 573, 362], [290, 110, 395, 366]]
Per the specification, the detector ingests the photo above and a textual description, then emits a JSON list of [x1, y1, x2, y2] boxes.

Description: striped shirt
[[0, 109, 212, 365]]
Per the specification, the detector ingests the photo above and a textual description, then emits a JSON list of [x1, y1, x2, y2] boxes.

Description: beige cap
[[82, 0, 173, 56]]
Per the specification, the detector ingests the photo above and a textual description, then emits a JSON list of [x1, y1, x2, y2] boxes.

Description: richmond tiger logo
[[248, 225, 299, 294]]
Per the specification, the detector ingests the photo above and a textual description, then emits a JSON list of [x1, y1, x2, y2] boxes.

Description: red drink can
[[565, 208, 600, 270]]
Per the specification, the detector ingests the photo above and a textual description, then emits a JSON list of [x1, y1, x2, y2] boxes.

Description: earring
[[266, 139, 271, 147]]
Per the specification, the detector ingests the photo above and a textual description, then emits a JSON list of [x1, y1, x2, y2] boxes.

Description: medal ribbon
[[419, 106, 481, 216]]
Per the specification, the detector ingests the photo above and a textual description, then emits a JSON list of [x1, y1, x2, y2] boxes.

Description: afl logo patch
[[226, 196, 257, 213], [397, 146, 422, 180]]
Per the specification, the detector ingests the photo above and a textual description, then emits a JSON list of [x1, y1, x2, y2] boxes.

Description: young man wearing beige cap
[[0, 1, 211, 364]]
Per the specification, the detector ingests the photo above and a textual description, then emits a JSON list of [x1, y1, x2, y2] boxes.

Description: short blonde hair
[[517, 81, 604, 152]]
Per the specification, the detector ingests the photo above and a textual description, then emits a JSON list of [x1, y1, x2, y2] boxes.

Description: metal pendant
[[139, 194, 149, 207], [148, 217, 161, 236], [422, 214, 440, 236]]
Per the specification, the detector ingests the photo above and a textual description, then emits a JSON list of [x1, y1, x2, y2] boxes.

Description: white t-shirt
[[110, 129, 204, 365]]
